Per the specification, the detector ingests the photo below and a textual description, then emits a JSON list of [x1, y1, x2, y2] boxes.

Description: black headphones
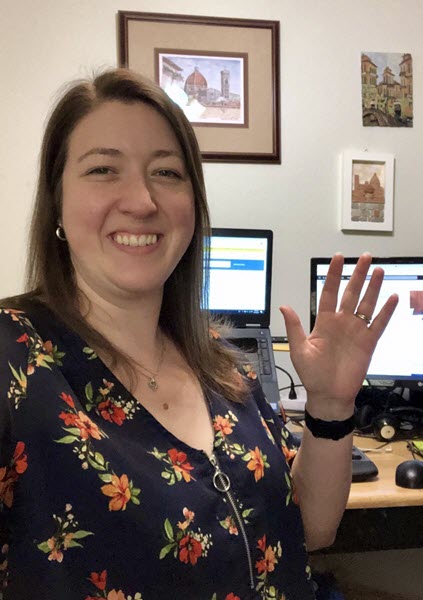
[[355, 404, 423, 441]]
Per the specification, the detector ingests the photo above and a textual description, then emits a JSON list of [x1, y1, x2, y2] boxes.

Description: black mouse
[[395, 459, 423, 489]]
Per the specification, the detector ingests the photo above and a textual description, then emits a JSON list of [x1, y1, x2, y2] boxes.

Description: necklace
[[133, 334, 166, 392]]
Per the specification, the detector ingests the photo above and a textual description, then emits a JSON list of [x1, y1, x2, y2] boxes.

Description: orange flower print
[[178, 534, 203, 565], [46, 537, 64, 563], [257, 534, 267, 553], [0, 468, 15, 509], [16, 333, 29, 345], [246, 447, 267, 482], [282, 443, 297, 464], [13, 441, 28, 474], [177, 507, 195, 531], [101, 474, 131, 511], [89, 570, 107, 590], [98, 399, 126, 426], [167, 449, 195, 482], [0, 441, 28, 508], [3, 308, 24, 321], [60, 392, 75, 408], [38, 504, 93, 562], [43, 339, 53, 354], [59, 411, 79, 426], [255, 544, 277, 574], [160, 509, 212, 565], [225, 594, 241, 600], [107, 590, 126, 600], [213, 415, 233, 436], [74, 411, 102, 441], [86, 569, 142, 600], [223, 516, 238, 535], [255, 535, 282, 584]]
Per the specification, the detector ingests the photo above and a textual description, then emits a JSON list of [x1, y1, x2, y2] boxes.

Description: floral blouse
[[0, 304, 315, 600]]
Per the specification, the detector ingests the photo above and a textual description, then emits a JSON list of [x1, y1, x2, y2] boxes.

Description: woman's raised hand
[[280, 253, 399, 420]]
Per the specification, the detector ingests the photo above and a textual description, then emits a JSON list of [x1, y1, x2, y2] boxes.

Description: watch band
[[304, 406, 355, 441]]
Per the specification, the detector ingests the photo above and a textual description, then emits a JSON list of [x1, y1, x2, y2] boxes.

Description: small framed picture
[[340, 151, 395, 232]]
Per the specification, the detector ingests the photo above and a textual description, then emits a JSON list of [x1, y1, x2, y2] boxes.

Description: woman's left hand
[[280, 253, 399, 420]]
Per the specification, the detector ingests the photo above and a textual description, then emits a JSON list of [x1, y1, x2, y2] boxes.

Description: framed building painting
[[340, 151, 394, 232], [118, 11, 280, 163]]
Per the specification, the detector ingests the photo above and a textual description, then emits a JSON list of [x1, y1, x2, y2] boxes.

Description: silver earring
[[55, 225, 66, 241]]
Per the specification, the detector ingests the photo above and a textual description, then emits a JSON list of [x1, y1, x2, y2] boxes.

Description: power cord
[[275, 366, 298, 399]]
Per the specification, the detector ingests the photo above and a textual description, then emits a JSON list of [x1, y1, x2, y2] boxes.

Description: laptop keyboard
[[258, 338, 272, 375]]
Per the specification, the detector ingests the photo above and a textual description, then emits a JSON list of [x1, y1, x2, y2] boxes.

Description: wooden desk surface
[[348, 435, 423, 509]]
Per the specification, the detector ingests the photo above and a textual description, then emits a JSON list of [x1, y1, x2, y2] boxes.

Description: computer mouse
[[395, 459, 423, 489]]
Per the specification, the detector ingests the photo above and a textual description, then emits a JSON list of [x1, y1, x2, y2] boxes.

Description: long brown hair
[[3, 68, 247, 402]]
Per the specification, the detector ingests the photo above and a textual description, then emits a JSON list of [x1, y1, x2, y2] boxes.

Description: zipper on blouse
[[208, 451, 255, 590]]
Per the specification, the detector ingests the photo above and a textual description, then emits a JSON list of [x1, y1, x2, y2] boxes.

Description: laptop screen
[[205, 228, 273, 327], [310, 257, 423, 386]]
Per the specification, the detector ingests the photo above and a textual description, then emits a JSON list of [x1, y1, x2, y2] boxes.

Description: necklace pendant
[[148, 377, 158, 391]]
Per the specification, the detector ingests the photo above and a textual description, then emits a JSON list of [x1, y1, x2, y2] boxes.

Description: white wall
[[3, 0, 423, 385], [2, 0, 423, 317]]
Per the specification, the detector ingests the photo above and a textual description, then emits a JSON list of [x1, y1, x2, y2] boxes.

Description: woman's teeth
[[114, 233, 158, 247]]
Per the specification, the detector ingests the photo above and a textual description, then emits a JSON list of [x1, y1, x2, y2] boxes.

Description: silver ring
[[355, 312, 371, 325]]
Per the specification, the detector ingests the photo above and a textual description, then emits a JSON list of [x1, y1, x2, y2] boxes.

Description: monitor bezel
[[208, 227, 273, 328], [310, 256, 423, 389]]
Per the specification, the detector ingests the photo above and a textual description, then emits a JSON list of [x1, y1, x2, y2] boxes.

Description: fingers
[[279, 305, 307, 346], [339, 253, 373, 313], [354, 266, 384, 321], [369, 293, 399, 338], [318, 253, 344, 313]]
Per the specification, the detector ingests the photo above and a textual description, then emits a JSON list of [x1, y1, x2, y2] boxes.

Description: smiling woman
[[61, 101, 196, 303], [0, 68, 398, 600]]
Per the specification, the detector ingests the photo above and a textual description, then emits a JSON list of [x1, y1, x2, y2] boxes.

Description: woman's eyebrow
[[151, 149, 183, 159], [77, 147, 122, 163]]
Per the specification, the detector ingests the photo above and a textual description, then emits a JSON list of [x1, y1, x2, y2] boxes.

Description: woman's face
[[61, 100, 195, 305]]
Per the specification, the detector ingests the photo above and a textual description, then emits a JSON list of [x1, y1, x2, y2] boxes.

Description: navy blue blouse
[[0, 305, 315, 600]]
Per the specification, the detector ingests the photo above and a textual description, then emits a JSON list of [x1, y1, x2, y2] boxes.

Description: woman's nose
[[117, 176, 158, 216]]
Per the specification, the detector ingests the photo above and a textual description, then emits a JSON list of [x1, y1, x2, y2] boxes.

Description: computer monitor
[[310, 257, 423, 389], [206, 228, 273, 328]]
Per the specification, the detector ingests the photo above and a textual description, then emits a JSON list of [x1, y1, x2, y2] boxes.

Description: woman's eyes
[[86, 166, 115, 176], [83, 166, 185, 180], [154, 168, 182, 179]]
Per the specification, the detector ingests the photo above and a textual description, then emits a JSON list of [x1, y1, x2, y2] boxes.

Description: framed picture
[[340, 151, 395, 232], [118, 11, 280, 163]]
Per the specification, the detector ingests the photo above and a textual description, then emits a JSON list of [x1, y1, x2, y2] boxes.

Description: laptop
[[205, 228, 280, 409]]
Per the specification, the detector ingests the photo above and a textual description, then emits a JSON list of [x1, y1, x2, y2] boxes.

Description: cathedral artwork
[[156, 50, 247, 126], [361, 52, 413, 127]]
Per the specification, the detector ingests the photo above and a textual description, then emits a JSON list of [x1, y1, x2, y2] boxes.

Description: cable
[[275, 366, 298, 399]]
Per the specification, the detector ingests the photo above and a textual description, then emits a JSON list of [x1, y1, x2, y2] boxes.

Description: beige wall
[[2, 0, 423, 321]]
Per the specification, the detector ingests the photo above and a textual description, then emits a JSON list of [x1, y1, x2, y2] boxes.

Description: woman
[[0, 69, 398, 600]]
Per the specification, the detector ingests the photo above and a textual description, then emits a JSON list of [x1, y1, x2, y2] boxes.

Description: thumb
[[279, 305, 307, 348]]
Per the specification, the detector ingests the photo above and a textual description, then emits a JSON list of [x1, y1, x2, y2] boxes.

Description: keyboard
[[292, 432, 379, 482]]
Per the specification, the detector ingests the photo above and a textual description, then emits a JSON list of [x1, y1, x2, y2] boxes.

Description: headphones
[[355, 403, 423, 441]]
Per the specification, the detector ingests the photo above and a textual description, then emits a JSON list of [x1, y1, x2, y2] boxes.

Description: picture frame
[[340, 151, 395, 232], [118, 11, 280, 163]]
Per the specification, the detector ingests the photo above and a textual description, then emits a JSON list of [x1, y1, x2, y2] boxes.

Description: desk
[[348, 435, 423, 509], [321, 435, 423, 553], [287, 423, 423, 551]]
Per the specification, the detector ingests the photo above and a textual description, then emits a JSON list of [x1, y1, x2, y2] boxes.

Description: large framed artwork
[[118, 11, 280, 163]]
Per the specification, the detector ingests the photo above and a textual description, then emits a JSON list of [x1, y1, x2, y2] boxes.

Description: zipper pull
[[209, 452, 231, 493]]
